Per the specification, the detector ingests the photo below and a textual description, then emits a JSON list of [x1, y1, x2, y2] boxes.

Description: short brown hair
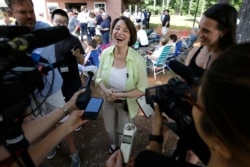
[[88, 39, 97, 49], [111, 16, 137, 47], [5, 0, 33, 9], [160, 35, 169, 45], [94, 35, 102, 44]]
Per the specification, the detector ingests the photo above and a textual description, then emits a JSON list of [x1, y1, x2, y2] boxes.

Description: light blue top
[[96, 46, 148, 118], [33, 21, 63, 98]]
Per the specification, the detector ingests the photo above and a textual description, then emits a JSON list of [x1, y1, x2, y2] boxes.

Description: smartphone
[[82, 97, 103, 120], [136, 96, 154, 118]]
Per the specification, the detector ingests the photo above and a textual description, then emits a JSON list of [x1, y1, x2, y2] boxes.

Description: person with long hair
[[185, 3, 237, 77], [163, 3, 238, 165]]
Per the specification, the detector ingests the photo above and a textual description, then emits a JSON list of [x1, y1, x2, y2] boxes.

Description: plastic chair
[[174, 40, 183, 57], [147, 45, 172, 80]]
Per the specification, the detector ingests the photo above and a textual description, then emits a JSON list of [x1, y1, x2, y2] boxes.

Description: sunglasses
[[185, 87, 203, 111]]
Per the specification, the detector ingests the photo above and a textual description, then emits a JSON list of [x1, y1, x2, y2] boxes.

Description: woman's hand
[[105, 150, 123, 167], [111, 92, 126, 99], [63, 110, 89, 133], [151, 103, 163, 135], [64, 89, 85, 111], [103, 89, 119, 102]]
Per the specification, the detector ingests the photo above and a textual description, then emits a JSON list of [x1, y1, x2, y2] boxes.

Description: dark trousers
[[101, 31, 110, 44], [87, 27, 96, 41], [80, 23, 87, 41]]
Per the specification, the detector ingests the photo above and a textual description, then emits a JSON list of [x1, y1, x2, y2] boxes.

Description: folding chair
[[147, 45, 172, 80]]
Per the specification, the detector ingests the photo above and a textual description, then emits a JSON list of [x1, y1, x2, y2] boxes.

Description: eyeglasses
[[185, 87, 203, 111], [53, 19, 68, 26]]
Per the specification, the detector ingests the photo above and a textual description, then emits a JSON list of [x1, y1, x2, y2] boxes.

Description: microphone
[[30, 53, 49, 63], [0, 26, 70, 55], [76, 71, 94, 110], [168, 60, 195, 83], [0, 26, 31, 39], [40, 61, 63, 74]]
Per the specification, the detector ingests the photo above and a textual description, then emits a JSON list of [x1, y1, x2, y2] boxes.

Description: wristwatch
[[149, 134, 163, 143], [60, 105, 70, 115]]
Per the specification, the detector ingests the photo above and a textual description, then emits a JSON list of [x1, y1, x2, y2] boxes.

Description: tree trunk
[[188, 0, 193, 15], [200, 0, 206, 16], [166, 0, 171, 9], [179, 0, 183, 15], [237, 0, 250, 43]]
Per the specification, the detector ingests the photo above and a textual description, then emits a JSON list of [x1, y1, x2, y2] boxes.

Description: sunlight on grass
[[149, 15, 200, 30]]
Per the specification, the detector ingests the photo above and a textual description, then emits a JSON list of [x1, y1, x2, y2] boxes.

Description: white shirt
[[137, 29, 149, 46], [123, 11, 130, 18], [109, 67, 127, 92], [77, 11, 88, 23], [166, 43, 176, 55]]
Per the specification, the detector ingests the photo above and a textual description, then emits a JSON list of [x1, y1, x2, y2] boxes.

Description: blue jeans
[[87, 27, 96, 41], [80, 23, 87, 41], [101, 31, 110, 44]]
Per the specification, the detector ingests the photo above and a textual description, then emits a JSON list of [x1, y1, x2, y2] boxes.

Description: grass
[[148, 15, 200, 31], [149, 23, 188, 31]]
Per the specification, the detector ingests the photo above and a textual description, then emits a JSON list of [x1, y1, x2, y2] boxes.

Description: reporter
[[135, 43, 250, 167], [192, 43, 250, 167], [185, 3, 237, 164], [185, 3, 237, 77], [0, 89, 88, 166], [162, 3, 238, 165], [22, 89, 86, 143]]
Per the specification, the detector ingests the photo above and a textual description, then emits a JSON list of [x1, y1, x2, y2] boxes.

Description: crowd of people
[[1, 1, 249, 167]]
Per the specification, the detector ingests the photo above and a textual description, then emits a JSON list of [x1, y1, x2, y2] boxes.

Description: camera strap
[[19, 150, 35, 167], [4, 134, 35, 167]]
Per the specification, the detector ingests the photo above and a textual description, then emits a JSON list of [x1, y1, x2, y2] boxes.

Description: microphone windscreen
[[23, 26, 70, 49], [0, 26, 31, 39], [31, 53, 49, 63]]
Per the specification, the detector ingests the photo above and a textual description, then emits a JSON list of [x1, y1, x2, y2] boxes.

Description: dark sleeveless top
[[188, 46, 205, 78]]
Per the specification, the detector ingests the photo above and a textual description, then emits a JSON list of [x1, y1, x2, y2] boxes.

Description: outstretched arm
[[148, 103, 164, 153]]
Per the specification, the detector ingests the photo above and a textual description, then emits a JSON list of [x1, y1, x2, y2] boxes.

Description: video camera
[[0, 25, 103, 147], [0, 26, 70, 122], [145, 60, 210, 165], [145, 60, 200, 134]]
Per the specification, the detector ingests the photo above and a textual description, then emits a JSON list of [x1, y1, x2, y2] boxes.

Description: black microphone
[[0, 26, 31, 39], [76, 71, 94, 110], [168, 60, 195, 83], [0, 26, 70, 55], [40, 61, 63, 74], [31, 53, 49, 63]]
